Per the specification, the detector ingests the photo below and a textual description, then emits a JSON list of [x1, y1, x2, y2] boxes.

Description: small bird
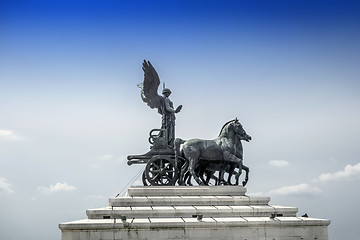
[[302, 213, 308, 217]]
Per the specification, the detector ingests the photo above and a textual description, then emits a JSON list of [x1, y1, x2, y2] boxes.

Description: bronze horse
[[175, 119, 251, 186]]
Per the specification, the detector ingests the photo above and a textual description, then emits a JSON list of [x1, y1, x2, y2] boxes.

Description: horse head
[[232, 119, 252, 142]]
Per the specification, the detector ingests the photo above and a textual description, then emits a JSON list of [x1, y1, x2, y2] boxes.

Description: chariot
[[127, 128, 180, 186]]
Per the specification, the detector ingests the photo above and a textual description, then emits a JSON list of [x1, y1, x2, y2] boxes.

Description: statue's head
[[162, 88, 172, 96]]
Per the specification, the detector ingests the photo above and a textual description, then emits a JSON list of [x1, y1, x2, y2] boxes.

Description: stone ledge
[[61, 224, 329, 240], [126, 186, 247, 197], [59, 216, 330, 231], [109, 195, 270, 207], [86, 205, 298, 219]]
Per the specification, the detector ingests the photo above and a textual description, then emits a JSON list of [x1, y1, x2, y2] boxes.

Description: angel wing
[[139, 60, 164, 114]]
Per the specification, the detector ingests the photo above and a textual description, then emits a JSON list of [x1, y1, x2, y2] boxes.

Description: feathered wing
[[140, 60, 164, 114]]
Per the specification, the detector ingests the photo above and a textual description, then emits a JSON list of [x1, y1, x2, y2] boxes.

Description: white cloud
[[0, 178, 15, 195], [269, 160, 289, 167], [269, 183, 321, 196], [315, 162, 360, 182], [38, 182, 76, 193], [0, 129, 23, 141]]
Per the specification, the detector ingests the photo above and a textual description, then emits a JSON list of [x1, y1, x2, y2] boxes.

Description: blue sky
[[1, 0, 360, 239]]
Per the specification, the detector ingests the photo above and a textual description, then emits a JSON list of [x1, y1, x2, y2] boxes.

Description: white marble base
[[59, 186, 330, 240]]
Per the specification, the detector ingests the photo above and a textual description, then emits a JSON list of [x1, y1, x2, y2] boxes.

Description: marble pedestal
[[59, 186, 330, 240]]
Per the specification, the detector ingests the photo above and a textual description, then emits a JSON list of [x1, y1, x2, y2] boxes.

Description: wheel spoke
[[149, 169, 160, 174], [150, 173, 160, 181]]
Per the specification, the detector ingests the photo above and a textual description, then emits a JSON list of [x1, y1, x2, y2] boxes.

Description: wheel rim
[[142, 171, 149, 186]]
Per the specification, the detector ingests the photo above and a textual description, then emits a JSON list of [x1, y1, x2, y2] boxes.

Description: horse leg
[[218, 172, 228, 185], [235, 167, 241, 185], [187, 162, 204, 186], [196, 161, 208, 185], [199, 168, 208, 185], [189, 159, 205, 185], [227, 164, 236, 185], [205, 170, 217, 185], [178, 160, 189, 186], [185, 171, 193, 186], [209, 171, 219, 186], [215, 160, 227, 185], [199, 162, 213, 186], [183, 171, 187, 185], [204, 170, 210, 184], [208, 170, 219, 185], [242, 165, 250, 187], [232, 169, 239, 185], [221, 152, 242, 185]]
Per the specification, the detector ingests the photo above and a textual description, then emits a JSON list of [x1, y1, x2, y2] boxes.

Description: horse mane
[[218, 119, 236, 137]]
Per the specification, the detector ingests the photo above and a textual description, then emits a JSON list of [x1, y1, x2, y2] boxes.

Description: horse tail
[[174, 138, 185, 169], [174, 137, 186, 185]]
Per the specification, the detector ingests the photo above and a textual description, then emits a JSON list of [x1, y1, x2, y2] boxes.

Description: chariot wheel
[[142, 171, 150, 186], [145, 155, 178, 186]]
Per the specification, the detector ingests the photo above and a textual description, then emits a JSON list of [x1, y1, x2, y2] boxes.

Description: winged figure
[[139, 60, 182, 146]]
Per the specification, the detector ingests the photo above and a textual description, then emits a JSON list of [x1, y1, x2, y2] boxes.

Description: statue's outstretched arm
[[175, 105, 182, 113]]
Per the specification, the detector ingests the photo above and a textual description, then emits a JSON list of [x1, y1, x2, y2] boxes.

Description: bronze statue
[[128, 61, 251, 187], [139, 60, 182, 147]]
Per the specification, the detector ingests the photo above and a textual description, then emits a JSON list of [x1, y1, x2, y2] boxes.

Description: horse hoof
[[219, 181, 228, 186], [242, 181, 247, 187]]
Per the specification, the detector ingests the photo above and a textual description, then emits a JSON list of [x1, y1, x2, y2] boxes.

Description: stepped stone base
[[59, 186, 330, 240]]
